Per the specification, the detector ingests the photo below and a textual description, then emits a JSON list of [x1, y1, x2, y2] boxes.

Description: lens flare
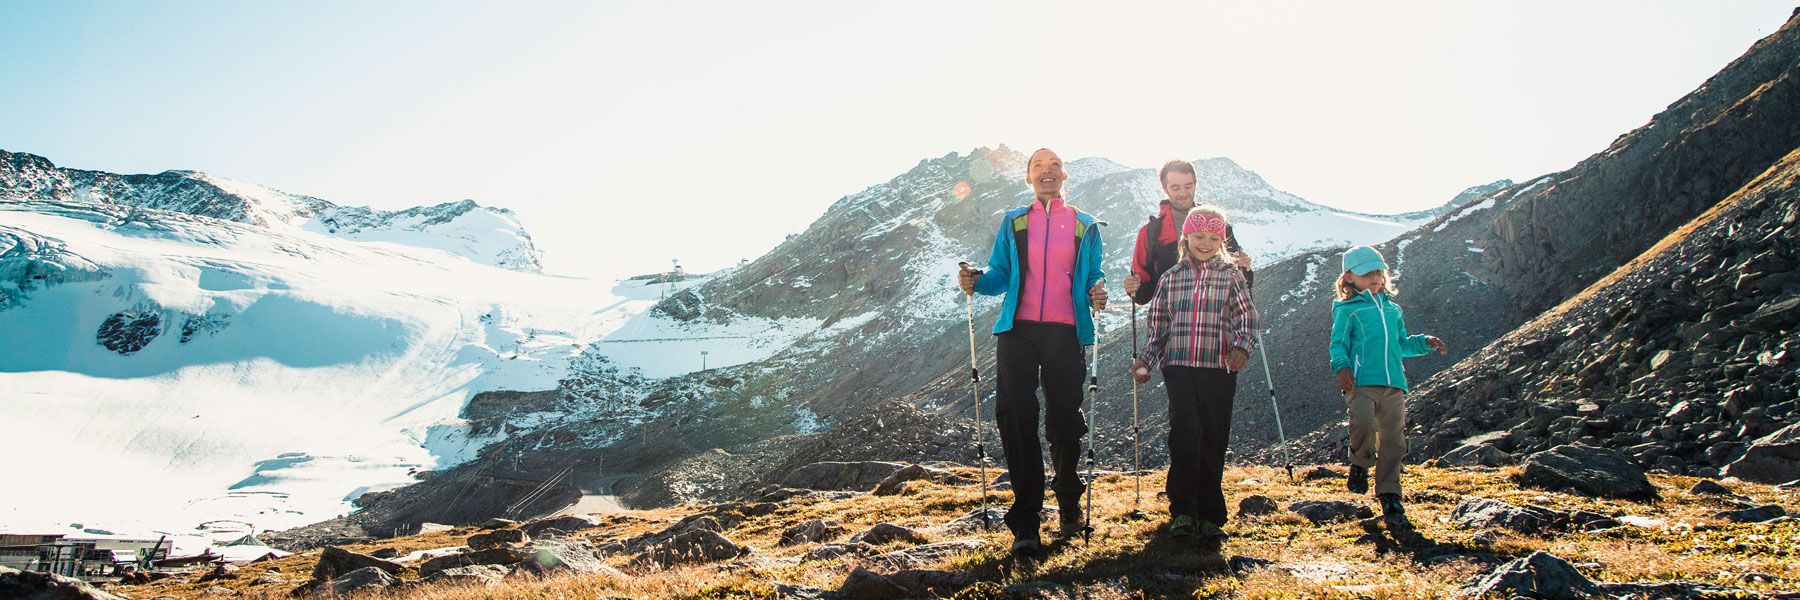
[[953, 180, 973, 201]]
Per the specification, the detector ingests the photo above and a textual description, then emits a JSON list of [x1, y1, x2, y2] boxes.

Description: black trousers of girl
[[1163, 366, 1237, 525]]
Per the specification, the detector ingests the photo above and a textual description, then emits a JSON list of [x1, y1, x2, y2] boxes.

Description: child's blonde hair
[[1335, 270, 1399, 301], [1178, 205, 1230, 264]]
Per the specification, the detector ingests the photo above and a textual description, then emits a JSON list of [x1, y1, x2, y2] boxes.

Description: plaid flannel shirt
[[1142, 257, 1259, 370]]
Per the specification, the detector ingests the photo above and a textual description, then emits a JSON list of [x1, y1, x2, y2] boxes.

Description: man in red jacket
[[1123, 160, 1254, 302]]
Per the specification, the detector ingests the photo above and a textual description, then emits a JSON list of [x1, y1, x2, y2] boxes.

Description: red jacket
[[1130, 200, 1252, 305]]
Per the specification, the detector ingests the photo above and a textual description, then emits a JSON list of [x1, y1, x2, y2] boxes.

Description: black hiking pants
[[995, 321, 1089, 537], [1163, 365, 1237, 526]]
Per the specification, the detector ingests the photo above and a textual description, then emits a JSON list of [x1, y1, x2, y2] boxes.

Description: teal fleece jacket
[[1328, 289, 1433, 392]]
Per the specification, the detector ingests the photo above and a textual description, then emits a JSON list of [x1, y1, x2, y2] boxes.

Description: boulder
[[196, 563, 240, 583], [1227, 556, 1276, 576], [778, 520, 845, 546], [851, 522, 929, 546], [1237, 495, 1279, 516], [781, 461, 907, 491], [837, 568, 910, 600], [1449, 497, 1560, 534], [0, 565, 126, 600], [885, 569, 979, 597], [422, 564, 508, 587], [635, 529, 750, 568], [329, 567, 397, 596], [1716, 504, 1786, 523], [836, 567, 976, 599], [872, 464, 953, 496], [1688, 479, 1734, 496], [1301, 466, 1342, 480], [512, 541, 628, 578], [521, 513, 606, 537], [1520, 444, 1659, 501], [1457, 551, 1599, 599], [1287, 500, 1373, 525], [418, 546, 532, 578], [1440, 443, 1515, 467], [310, 546, 405, 581], [866, 540, 987, 570], [942, 507, 1005, 534], [480, 517, 521, 529], [1722, 422, 1800, 485], [467, 528, 530, 550]]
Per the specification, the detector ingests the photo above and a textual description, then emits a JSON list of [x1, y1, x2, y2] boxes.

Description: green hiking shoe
[[1197, 520, 1229, 552], [1168, 515, 1199, 540]]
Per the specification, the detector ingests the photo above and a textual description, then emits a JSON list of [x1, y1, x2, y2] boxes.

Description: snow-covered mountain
[[0, 153, 650, 552], [1, 150, 543, 273]]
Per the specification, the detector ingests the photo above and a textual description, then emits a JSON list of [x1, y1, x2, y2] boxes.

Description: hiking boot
[[1347, 465, 1369, 494], [1168, 515, 1198, 540], [1057, 509, 1086, 538], [1010, 534, 1043, 558], [1378, 493, 1406, 520], [1196, 520, 1230, 553]]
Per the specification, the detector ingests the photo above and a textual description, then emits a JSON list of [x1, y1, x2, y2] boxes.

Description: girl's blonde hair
[[1178, 205, 1230, 264], [1335, 270, 1399, 301]]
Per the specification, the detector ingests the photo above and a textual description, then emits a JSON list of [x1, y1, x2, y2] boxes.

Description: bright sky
[[3, 1, 1792, 279]]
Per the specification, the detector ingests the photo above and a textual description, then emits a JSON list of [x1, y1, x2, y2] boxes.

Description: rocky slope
[[1387, 147, 1800, 482]]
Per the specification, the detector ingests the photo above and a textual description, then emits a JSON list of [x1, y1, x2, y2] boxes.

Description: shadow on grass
[[965, 524, 1244, 598], [1355, 516, 1506, 569]]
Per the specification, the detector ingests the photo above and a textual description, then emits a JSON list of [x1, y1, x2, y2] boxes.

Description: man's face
[[1163, 170, 1197, 211], [1027, 149, 1067, 199]]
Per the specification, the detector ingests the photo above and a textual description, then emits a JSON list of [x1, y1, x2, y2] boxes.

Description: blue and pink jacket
[[973, 198, 1106, 345]]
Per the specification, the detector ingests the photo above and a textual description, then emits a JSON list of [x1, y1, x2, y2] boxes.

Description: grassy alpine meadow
[[111, 464, 1798, 599]]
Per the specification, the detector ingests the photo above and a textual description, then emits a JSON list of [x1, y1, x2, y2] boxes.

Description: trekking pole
[[958, 262, 992, 530], [1127, 302, 1146, 520], [1082, 308, 1100, 546], [1256, 330, 1294, 483]]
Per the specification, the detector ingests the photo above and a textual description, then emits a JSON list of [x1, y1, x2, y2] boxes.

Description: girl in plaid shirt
[[1130, 206, 1259, 551]]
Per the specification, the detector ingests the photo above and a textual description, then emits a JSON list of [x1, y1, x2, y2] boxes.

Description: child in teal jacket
[[1328, 245, 1447, 521]]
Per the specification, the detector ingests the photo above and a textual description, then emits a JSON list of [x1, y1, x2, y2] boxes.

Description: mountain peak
[[0, 150, 544, 273]]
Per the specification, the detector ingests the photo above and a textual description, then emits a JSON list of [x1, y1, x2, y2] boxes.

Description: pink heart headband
[[1182, 211, 1228, 237]]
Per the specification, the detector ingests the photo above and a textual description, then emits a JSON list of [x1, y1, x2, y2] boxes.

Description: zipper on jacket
[[1372, 291, 1392, 386], [1039, 208, 1051, 321]]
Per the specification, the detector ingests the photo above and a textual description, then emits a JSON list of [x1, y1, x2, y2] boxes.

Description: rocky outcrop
[[1288, 500, 1373, 525], [309, 546, 404, 581], [780, 461, 906, 492], [1723, 422, 1800, 484], [1519, 444, 1658, 501]]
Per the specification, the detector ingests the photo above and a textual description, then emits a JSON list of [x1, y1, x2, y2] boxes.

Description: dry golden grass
[[110, 465, 1798, 599]]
